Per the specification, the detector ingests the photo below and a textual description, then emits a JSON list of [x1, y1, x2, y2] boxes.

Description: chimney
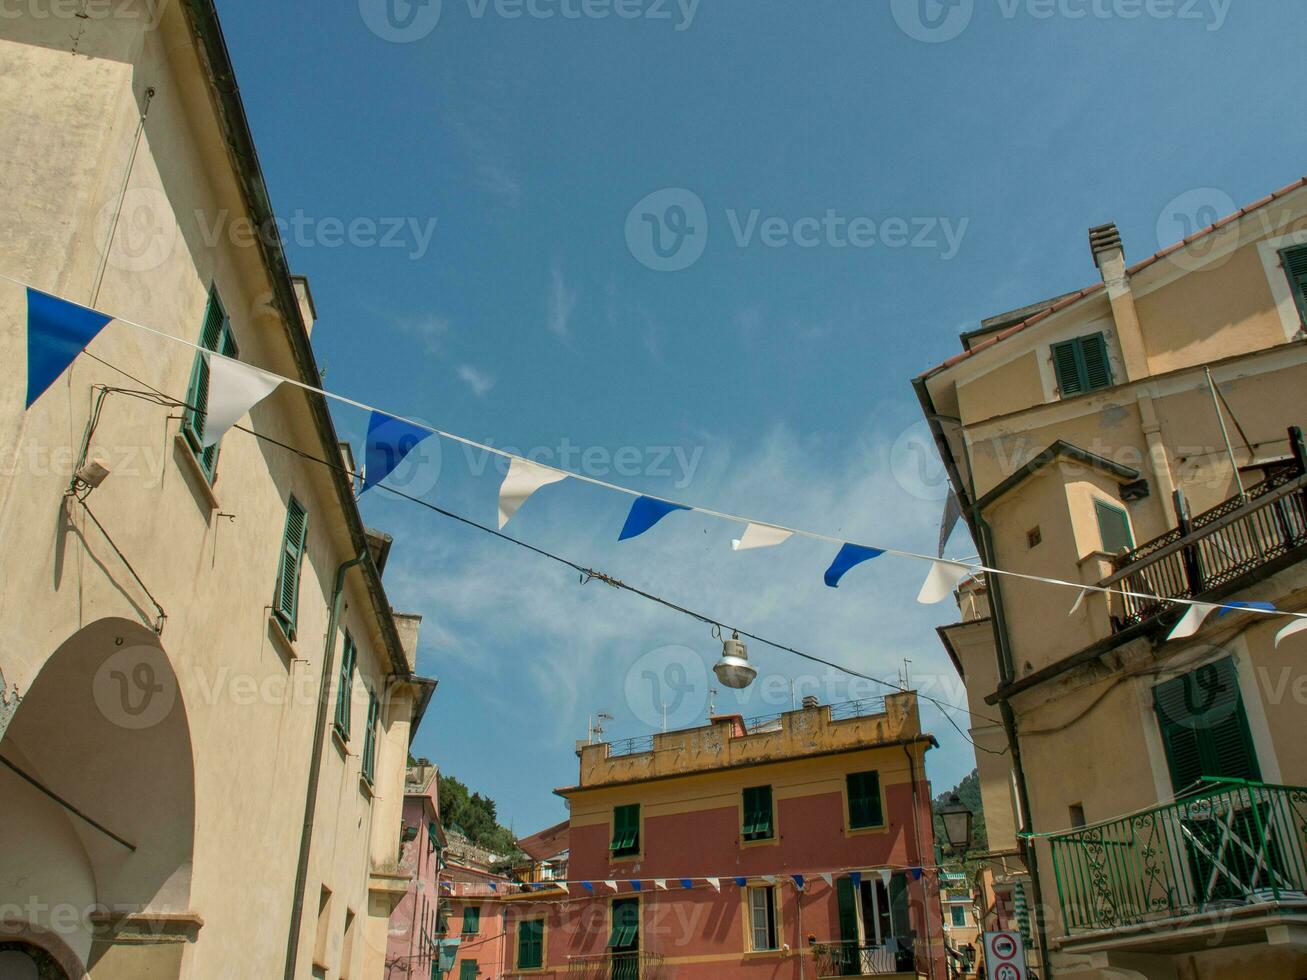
[[1087, 222, 1149, 382], [801, 695, 820, 710], [290, 274, 317, 338]]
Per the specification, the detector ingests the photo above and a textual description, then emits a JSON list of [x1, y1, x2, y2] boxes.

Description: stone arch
[[0, 618, 195, 974]]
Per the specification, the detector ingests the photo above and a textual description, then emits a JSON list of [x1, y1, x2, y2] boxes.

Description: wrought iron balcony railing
[[566, 951, 665, 980], [811, 938, 920, 976], [1048, 779, 1307, 935], [1099, 454, 1307, 632]]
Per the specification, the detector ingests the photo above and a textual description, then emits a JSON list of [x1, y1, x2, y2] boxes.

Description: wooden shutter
[[608, 898, 639, 950], [335, 632, 355, 737], [363, 689, 379, 783], [836, 876, 860, 943], [611, 804, 639, 854], [847, 771, 883, 828], [1051, 339, 1084, 396], [1282, 245, 1307, 325], [888, 873, 911, 939], [463, 907, 480, 934], [743, 786, 773, 839], [458, 961, 478, 980], [1094, 501, 1134, 554], [1080, 334, 1113, 390], [518, 920, 543, 969], [1153, 658, 1261, 793], [1052, 334, 1113, 397], [274, 497, 309, 639]]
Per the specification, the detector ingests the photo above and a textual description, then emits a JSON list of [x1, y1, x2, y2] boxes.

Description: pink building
[[386, 761, 448, 979]]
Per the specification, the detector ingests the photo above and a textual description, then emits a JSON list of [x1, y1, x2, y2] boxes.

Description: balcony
[[811, 938, 922, 977], [565, 951, 665, 980], [1099, 453, 1307, 633], [1048, 779, 1307, 953]]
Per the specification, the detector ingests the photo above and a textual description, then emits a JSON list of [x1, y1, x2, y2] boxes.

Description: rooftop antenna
[[707, 688, 719, 718], [588, 711, 614, 743], [899, 659, 912, 690]]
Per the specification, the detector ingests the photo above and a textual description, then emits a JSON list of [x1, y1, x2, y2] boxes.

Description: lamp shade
[[938, 792, 973, 852], [714, 633, 756, 689]]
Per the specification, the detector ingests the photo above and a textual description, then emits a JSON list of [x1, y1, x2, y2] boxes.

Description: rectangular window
[[950, 905, 967, 928], [458, 961, 478, 980], [1094, 500, 1134, 554], [741, 785, 774, 841], [517, 919, 544, 970], [608, 897, 639, 951], [362, 688, 380, 784], [1281, 244, 1307, 326], [1069, 803, 1086, 828], [846, 771, 883, 829], [182, 287, 237, 482], [1153, 657, 1261, 793], [748, 885, 778, 951], [274, 496, 309, 640], [334, 631, 356, 740], [610, 804, 640, 856], [462, 907, 480, 935], [1051, 333, 1113, 397]]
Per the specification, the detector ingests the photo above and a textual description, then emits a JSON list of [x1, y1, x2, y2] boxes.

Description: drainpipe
[[902, 744, 935, 980], [284, 551, 369, 980]]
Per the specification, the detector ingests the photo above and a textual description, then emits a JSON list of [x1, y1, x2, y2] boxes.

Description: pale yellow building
[[917, 178, 1307, 979], [0, 3, 435, 978]]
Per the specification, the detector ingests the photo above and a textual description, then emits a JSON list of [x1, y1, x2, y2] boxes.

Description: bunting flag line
[[1277, 618, 1307, 647], [25, 286, 113, 408], [201, 353, 283, 448], [917, 560, 973, 605], [909, 868, 923, 881], [618, 496, 690, 541], [878, 870, 892, 888], [363, 411, 434, 493], [705, 877, 720, 892], [1167, 602, 1219, 641], [761, 874, 777, 885], [849, 871, 862, 888], [819, 873, 833, 888], [824, 544, 885, 588], [681, 879, 694, 891], [654, 879, 667, 891], [733, 877, 747, 887], [1218, 600, 1278, 617], [732, 522, 794, 551], [604, 880, 618, 893], [791, 874, 805, 891], [498, 457, 568, 529], [558, 882, 569, 894], [630, 881, 643, 892]]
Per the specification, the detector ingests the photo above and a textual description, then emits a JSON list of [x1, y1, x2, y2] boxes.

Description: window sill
[[744, 949, 785, 960], [843, 823, 889, 838], [332, 725, 351, 759], [359, 774, 375, 800], [609, 853, 643, 863], [173, 432, 220, 511], [740, 835, 779, 849], [268, 613, 299, 661]]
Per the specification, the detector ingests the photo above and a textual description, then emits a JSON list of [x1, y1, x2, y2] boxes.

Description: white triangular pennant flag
[[201, 353, 283, 448], [604, 880, 618, 893], [1168, 602, 1219, 641], [819, 873, 834, 888], [732, 523, 794, 551], [761, 874, 777, 884], [706, 877, 720, 892], [498, 457, 568, 529], [1275, 618, 1307, 648], [917, 560, 973, 604], [1068, 588, 1090, 615], [558, 881, 569, 893], [654, 879, 668, 891], [878, 869, 892, 888]]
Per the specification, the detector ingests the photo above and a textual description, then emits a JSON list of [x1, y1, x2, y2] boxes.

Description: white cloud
[[396, 314, 450, 355], [456, 364, 496, 397], [546, 260, 578, 339]]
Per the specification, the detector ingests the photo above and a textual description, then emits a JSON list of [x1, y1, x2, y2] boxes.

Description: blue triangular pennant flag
[[582, 881, 594, 892], [824, 543, 885, 588], [25, 287, 113, 408], [910, 867, 923, 881], [680, 879, 693, 890], [489, 884, 497, 892], [631, 880, 642, 892], [792, 874, 805, 891], [849, 871, 862, 887], [1217, 600, 1277, 617], [733, 876, 747, 887], [363, 411, 434, 492], [618, 496, 690, 541]]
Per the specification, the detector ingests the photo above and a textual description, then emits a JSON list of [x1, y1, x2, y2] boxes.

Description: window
[[742, 785, 774, 841], [748, 885, 778, 951], [950, 905, 967, 928], [1281, 244, 1307, 326], [837, 873, 910, 948], [182, 287, 237, 482], [610, 804, 639, 857], [517, 919, 544, 970], [1026, 526, 1042, 549], [1094, 500, 1134, 554], [274, 497, 309, 640], [458, 961, 478, 980], [334, 631, 356, 740], [1153, 657, 1260, 793], [462, 907, 480, 935], [1051, 333, 1113, 397], [362, 688, 380, 784], [1069, 803, 1086, 828], [846, 771, 883, 829], [608, 897, 639, 952]]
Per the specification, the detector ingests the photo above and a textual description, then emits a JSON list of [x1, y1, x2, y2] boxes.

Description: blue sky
[[218, 0, 1307, 835]]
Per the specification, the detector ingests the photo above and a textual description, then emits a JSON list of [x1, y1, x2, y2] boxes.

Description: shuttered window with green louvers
[[610, 804, 640, 856], [1094, 500, 1134, 554], [1051, 333, 1113, 397], [334, 631, 356, 739], [742, 785, 774, 841], [182, 288, 237, 482], [274, 497, 309, 639], [847, 771, 883, 829], [362, 688, 379, 784], [1153, 657, 1261, 793], [517, 919, 544, 969], [1282, 245, 1307, 326]]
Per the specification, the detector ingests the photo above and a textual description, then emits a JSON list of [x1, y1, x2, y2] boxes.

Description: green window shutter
[[951, 905, 967, 927], [836, 876, 859, 943], [1052, 333, 1113, 398], [608, 898, 639, 950], [1154, 657, 1261, 794], [363, 689, 379, 783], [611, 804, 639, 855], [335, 632, 356, 738], [1281, 245, 1307, 325], [183, 291, 234, 481], [1051, 339, 1084, 396], [847, 771, 883, 829], [742, 786, 773, 840], [463, 907, 480, 935], [1080, 333, 1113, 391], [459, 961, 478, 980], [889, 872, 911, 938], [274, 497, 309, 639], [1094, 500, 1134, 554], [518, 920, 543, 969]]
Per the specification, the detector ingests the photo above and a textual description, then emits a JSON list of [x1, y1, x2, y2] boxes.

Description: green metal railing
[[1048, 779, 1307, 934]]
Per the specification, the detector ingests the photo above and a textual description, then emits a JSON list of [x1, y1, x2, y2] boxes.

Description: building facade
[[493, 695, 946, 980], [387, 761, 450, 979], [0, 3, 434, 977], [916, 177, 1307, 978]]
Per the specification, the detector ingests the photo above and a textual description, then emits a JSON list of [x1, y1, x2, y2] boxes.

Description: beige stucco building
[[0, 3, 435, 977], [918, 178, 1307, 979]]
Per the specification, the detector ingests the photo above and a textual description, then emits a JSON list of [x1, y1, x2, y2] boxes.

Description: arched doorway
[[0, 941, 72, 980], [0, 618, 195, 976]]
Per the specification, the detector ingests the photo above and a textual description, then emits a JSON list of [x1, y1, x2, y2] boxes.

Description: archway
[[0, 941, 73, 980], [0, 618, 195, 976]]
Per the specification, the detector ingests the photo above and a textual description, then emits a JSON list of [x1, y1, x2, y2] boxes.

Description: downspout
[[284, 551, 368, 980], [902, 744, 934, 980], [911, 378, 1055, 978]]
